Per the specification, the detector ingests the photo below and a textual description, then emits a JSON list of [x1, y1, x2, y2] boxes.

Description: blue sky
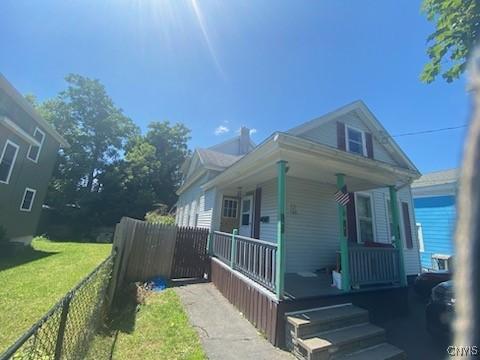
[[0, 0, 470, 173]]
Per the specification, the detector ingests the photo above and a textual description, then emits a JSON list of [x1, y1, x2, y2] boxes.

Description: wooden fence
[[109, 217, 210, 299]]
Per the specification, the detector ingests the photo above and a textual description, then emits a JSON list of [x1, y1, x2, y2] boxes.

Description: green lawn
[[0, 237, 112, 352], [89, 289, 206, 360]]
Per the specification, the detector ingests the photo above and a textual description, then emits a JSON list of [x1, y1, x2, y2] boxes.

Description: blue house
[[412, 169, 458, 271]]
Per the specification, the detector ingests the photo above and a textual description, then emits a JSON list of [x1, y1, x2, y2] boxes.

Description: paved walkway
[[174, 281, 294, 360]]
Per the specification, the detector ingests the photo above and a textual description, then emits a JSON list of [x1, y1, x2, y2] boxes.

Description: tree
[[38, 74, 139, 207], [421, 0, 480, 83], [29, 75, 191, 236], [145, 121, 191, 206]]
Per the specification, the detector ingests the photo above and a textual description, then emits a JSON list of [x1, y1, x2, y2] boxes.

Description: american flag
[[334, 185, 350, 206]]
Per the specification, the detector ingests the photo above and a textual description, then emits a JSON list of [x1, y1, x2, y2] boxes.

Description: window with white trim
[[222, 198, 238, 218], [346, 126, 366, 156], [356, 193, 375, 243], [416, 223, 424, 252], [27, 127, 45, 163], [0, 140, 19, 184], [20, 188, 36, 212]]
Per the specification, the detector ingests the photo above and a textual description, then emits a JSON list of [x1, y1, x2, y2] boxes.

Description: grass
[[0, 237, 112, 352], [89, 289, 206, 360]]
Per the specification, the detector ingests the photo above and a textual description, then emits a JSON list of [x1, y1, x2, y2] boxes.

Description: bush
[[144, 211, 175, 225]]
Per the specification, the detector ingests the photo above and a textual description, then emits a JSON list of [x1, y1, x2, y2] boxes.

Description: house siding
[[247, 177, 420, 275], [285, 177, 339, 273], [296, 112, 398, 166], [176, 172, 217, 230], [0, 87, 60, 242], [413, 195, 456, 270]]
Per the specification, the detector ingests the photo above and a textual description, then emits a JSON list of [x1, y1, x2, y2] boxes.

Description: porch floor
[[284, 272, 343, 299]]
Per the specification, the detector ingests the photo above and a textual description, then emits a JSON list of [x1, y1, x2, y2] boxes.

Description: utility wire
[[391, 124, 468, 138]]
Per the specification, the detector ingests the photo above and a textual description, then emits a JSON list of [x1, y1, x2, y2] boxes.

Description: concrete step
[[287, 304, 369, 338], [334, 343, 406, 360], [295, 323, 386, 360]]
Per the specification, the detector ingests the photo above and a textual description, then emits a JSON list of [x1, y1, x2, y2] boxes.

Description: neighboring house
[[412, 168, 458, 271], [0, 74, 68, 244]]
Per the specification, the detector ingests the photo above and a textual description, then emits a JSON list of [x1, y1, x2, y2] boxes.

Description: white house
[[176, 101, 422, 299]]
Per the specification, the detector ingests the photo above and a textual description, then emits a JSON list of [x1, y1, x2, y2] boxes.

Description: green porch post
[[276, 160, 287, 299], [336, 174, 350, 291], [388, 186, 407, 286], [231, 229, 238, 269]]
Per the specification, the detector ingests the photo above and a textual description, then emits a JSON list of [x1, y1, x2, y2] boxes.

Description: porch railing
[[212, 231, 232, 264], [349, 247, 401, 287], [212, 231, 277, 292]]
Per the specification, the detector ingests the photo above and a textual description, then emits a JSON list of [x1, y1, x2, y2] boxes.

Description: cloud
[[214, 125, 230, 135], [235, 127, 258, 135]]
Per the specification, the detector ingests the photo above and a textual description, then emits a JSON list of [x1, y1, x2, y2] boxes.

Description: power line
[[391, 124, 468, 138]]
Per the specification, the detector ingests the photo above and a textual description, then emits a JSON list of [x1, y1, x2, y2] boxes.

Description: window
[[356, 194, 374, 243], [416, 223, 424, 252], [346, 126, 366, 156], [20, 188, 36, 212], [241, 198, 252, 226], [0, 140, 19, 184], [223, 198, 238, 218], [27, 128, 45, 163]]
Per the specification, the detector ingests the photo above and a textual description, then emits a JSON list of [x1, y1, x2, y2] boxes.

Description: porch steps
[[285, 304, 405, 360]]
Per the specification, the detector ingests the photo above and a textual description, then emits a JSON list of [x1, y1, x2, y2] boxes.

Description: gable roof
[[0, 73, 69, 148], [288, 100, 418, 173], [208, 133, 256, 153], [197, 148, 243, 170], [412, 168, 458, 188]]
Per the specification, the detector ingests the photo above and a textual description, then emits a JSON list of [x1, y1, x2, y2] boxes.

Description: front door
[[239, 195, 253, 237]]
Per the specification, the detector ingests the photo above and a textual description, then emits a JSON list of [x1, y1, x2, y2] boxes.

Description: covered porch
[[205, 133, 415, 300]]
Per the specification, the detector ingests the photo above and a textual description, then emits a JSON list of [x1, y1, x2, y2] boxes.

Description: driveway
[[379, 288, 448, 360], [174, 281, 293, 360]]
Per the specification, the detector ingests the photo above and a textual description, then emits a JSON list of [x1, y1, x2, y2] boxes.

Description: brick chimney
[[239, 126, 251, 154]]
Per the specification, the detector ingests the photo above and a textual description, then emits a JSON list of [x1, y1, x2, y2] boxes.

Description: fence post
[[54, 293, 73, 360], [231, 229, 238, 269]]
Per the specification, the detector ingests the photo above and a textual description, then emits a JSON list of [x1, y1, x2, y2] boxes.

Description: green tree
[[38, 74, 139, 207], [145, 121, 191, 206], [421, 0, 480, 83]]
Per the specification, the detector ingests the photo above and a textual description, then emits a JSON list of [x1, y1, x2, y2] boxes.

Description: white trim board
[[0, 139, 19, 184]]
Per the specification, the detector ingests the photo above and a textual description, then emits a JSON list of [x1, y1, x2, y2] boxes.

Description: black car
[[413, 271, 452, 298], [426, 280, 455, 339]]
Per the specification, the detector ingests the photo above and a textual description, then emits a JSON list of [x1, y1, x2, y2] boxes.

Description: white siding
[[285, 177, 340, 273], [197, 188, 216, 229], [176, 173, 216, 230], [256, 178, 421, 275], [259, 179, 277, 242], [297, 112, 398, 166]]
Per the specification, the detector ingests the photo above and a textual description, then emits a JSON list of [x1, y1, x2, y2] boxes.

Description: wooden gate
[[171, 227, 210, 279]]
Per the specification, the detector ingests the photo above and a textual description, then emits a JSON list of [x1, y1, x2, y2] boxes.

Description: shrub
[[144, 212, 175, 225]]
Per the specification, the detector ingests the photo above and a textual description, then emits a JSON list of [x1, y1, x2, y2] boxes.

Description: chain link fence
[[0, 254, 115, 360]]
